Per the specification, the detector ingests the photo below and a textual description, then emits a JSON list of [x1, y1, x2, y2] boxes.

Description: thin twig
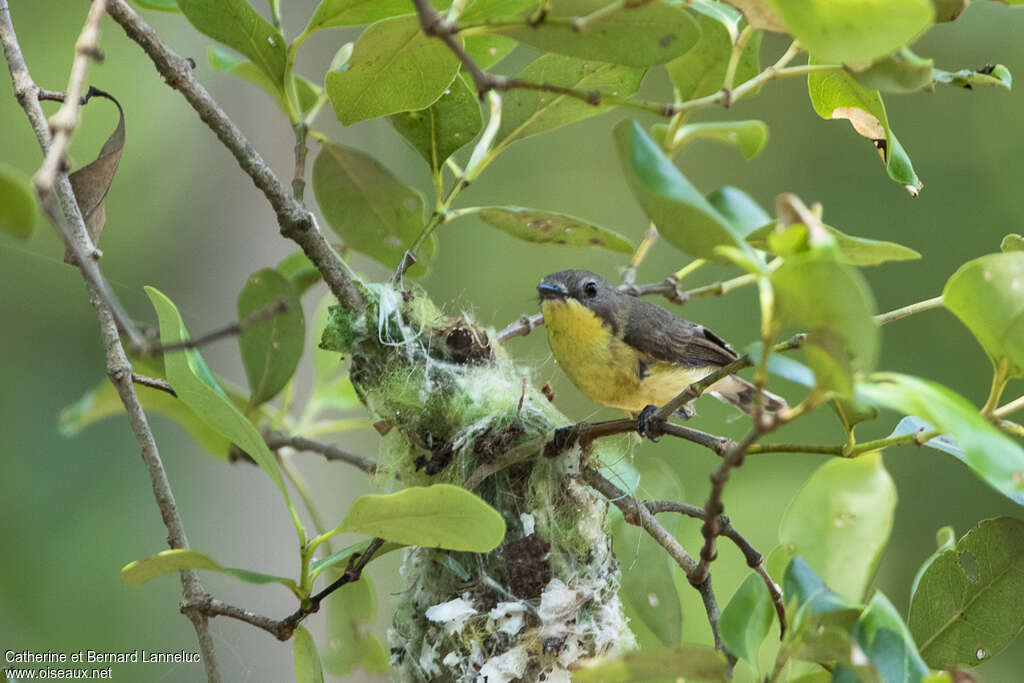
[[141, 298, 288, 356], [496, 312, 543, 342], [104, 0, 365, 315], [0, 4, 219, 679], [874, 295, 944, 326], [265, 431, 378, 475], [132, 372, 176, 396], [995, 394, 1024, 419], [33, 0, 106, 196], [621, 224, 658, 285]]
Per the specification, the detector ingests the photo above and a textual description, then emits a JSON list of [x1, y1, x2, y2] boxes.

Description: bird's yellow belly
[[541, 299, 711, 413]]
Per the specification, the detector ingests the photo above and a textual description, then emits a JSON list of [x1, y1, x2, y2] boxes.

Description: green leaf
[[851, 593, 929, 683], [808, 67, 922, 194], [706, 186, 771, 238], [322, 572, 390, 675], [851, 48, 935, 94], [467, 206, 634, 253], [748, 222, 921, 266], [332, 484, 506, 551], [943, 252, 1024, 377], [934, 63, 1013, 90], [670, 120, 770, 160], [910, 525, 956, 601], [305, 0, 452, 32], [60, 370, 232, 459], [614, 119, 755, 263], [783, 555, 858, 616], [276, 251, 321, 295], [293, 626, 324, 683], [771, 0, 934, 64], [771, 251, 879, 395], [309, 539, 403, 581], [237, 268, 305, 405], [178, 0, 286, 84], [909, 517, 1024, 668], [145, 286, 291, 500], [720, 573, 775, 666], [779, 454, 896, 603], [463, 34, 517, 69], [325, 15, 461, 125], [132, 0, 181, 12], [573, 645, 729, 683], [494, 0, 699, 67], [666, 9, 762, 101], [0, 163, 38, 240], [391, 74, 483, 172], [495, 54, 645, 149], [208, 45, 284, 104], [857, 372, 1024, 505], [461, 0, 536, 22], [312, 141, 434, 275], [931, 0, 969, 22], [1002, 233, 1024, 253], [121, 548, 297, 589]]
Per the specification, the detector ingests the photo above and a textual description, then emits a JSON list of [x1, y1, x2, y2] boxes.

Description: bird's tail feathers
[[708, 375, 787, 417]]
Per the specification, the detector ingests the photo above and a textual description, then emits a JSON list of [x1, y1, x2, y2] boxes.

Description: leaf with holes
[[779, 454, 896, 603], [326, 15, 461, 125], [178, 0, 286, 84], [391, 74, 482, 172], [495, 54, 645, 150], [495, 0, 699, 67], [0, 164, 37, 240], [312, 141, 434, 275], [943, 252, 1024, 377], [464, 34, 517, 69], [237, 268, 305, 406], [466, 207, 633, 253], [809, 67, 921, 194], [909, 517, 1024, 669]]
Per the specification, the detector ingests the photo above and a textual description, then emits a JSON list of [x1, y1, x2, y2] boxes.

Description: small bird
[[537, 269, 785, 434]]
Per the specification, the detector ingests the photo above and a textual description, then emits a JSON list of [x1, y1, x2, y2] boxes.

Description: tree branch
[[104, 0, 365, 315], [0, 4, 218, 678], [265, 431, 379, 475], [874, 295, 944, 326]]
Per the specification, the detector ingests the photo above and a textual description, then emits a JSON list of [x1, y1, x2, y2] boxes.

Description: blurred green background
[[2, 1, 1023, 681]]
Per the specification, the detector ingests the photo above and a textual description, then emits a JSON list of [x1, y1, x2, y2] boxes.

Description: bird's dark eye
[[583, 281, 598, 298]]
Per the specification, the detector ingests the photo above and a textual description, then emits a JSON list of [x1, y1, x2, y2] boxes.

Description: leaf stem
[[982, 357, 1011, 417], [622, 224, 659, 285], [874, 295, 944, 325], [723, 24, 757, 93], [995, 394, 1024, 419]]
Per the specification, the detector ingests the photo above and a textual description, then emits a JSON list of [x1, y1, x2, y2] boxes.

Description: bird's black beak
[[537, 282, 568, 301]]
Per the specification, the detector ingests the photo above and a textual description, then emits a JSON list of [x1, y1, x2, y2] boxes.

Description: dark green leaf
[[333, 484, 506, 551], [391, 74, 483, 172], [771, 251, 879, 395], [178, 0, 286, 84], [121, 548, 297, 589], [853, 593, 929, 683], [783, 556, 858, 616], [237, 268, 305, 405], [325, 16, 461, 125], [305, 0, 452, 32], [464, 34, 517, 69], [1002, 233, 1024, 253], [943, 252, 1024, 377], [615, 120, 755, 263], [0, 164, 38, 240], [468, 206, 633, 253], [68, 91, 125, 255], [780, 455, 896, 603], [312, 141, 434, 275], [573, 645, 729, 683], [145, 287, 291, 499], [771, 0, 934, 64], [293, 625, 324, 683], [667, 9, 762, 101], [808, 68, 922, 194], [706, 186, 770, 238], [720, 573, 775, 665], [133, 0, 181, 12], [495, 54, 644, 149], [748, 222, 920, 266], [276, 251, 321, 295], [858, 372, 1024, 505], [909, 517, 1024, 668], [851, 48, 935, 94], [934, 64, 1012, 90], [495, 0, 699, 67], [909, 525, 956, 601]]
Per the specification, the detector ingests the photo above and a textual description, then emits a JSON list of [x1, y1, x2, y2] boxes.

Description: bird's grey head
[[537, 270, 621, 326]]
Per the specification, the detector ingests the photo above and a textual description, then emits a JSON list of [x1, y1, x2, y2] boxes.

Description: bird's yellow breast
[[541, 298, 709, 413]]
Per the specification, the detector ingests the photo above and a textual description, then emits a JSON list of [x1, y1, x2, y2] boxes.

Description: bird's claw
[[636, 405, 662, 442]]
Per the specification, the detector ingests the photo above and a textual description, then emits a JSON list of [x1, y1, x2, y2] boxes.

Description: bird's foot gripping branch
[[319, 282, 631, 680]]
